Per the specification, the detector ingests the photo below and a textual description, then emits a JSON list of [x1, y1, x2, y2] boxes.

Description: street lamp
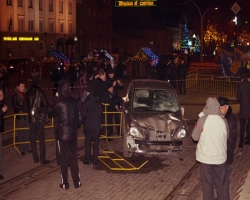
[[190, 0, 218, 62]]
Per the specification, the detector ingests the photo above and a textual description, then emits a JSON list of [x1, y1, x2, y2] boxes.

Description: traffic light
[[233, 26, 238, 47]]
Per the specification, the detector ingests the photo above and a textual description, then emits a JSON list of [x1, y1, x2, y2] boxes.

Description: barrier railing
[[186, 71, 240, 95], [2, 104, 123, 155]]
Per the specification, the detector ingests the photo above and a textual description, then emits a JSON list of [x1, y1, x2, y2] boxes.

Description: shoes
[[59, 183, 69, 190], [83, 160, 91, 165], [0, 175, 4, 180], [27, 149, 32, 153], [21, 152, 26, 156], [74, 182, 82, 189], [40, 159, 50, 164], [93, 161, 99, 167], [238, 144, 243, 148]]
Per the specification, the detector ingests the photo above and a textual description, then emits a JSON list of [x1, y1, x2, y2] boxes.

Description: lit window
[[28, 20, 34, 31], [49, 22, 54, 32], [69, 2, 72, 14], [6, 0, 12, 5], [39, 0, 43, 10], [59, 1, 63, 13], [39, 21, 44, 32], [49, 0, 53, 12], [28, 0, 33, 8], [18, 0, 23, 7]]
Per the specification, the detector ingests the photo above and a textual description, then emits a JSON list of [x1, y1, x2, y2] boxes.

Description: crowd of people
[[0, 60, 124, 189], [148, 56, 188, 95], [0, 59, 249, 198]]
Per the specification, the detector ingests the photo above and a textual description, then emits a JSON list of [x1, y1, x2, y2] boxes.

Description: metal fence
[[186, 70, 240, 95]]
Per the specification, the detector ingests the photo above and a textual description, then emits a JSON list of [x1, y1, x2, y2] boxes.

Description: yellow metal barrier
[[2, 105, 148, 170]]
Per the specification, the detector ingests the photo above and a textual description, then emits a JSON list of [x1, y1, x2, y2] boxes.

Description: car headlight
[[129, 127, 143, 139], [9, 66, 14, 69], [173, 125, 186, 139]]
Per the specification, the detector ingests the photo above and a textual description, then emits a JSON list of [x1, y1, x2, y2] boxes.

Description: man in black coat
[[12, 80, 30, 155], [218, 96, 237, 185], [0, 87, 7, 180], [236, 74, 250, 148], [24, 80, 49, 164], [82, 83, 102, 166], [48, 81, 82, 189]]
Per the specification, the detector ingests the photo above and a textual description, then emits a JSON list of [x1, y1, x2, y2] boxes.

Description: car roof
[[131, 79, 175, 91]]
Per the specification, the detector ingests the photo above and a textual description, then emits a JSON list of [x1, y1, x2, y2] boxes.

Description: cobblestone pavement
[[0, 77, 249, 200]]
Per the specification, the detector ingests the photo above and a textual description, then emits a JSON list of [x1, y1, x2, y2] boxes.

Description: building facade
[[0, 0, 76, 61]]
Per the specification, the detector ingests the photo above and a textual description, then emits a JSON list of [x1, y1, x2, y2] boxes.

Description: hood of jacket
[[202, 97, 220, 115], [58, 81, 70, 98]]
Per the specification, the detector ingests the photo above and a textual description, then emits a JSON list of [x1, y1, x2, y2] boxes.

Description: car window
[[132, 89, 179, 112]]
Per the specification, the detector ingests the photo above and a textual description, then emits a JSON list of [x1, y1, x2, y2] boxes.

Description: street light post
[[190, 0, 218, 62]]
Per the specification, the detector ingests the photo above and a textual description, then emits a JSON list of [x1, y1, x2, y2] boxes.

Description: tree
[[181, 24, 189, 49], [194, 35, 201, 52]]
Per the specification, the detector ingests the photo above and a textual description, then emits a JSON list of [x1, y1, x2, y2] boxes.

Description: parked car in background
[[122, 79, 187, 159]]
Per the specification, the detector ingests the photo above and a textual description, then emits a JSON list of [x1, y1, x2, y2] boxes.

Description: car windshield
[[132, 89, 180, 112]]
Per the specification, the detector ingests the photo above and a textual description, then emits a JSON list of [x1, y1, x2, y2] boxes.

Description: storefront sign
[[115, 0, 157, 7], [3, 36, 39, 41]]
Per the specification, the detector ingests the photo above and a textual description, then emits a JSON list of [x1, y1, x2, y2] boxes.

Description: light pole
[[190, 0, 218, 62]]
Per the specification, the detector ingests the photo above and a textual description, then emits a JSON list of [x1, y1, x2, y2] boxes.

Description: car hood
[[130, 111, 182, 132]]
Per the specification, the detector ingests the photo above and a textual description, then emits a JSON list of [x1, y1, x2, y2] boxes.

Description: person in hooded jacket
[[192, 97, 229, 200], [48, 81, 82, 190], [24, 80, 49, 164], [82, 83, 102, 166]]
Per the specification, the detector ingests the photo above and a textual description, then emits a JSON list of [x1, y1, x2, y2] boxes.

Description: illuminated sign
[[3, 36, 40, 41], [115, 0, 157, 7]]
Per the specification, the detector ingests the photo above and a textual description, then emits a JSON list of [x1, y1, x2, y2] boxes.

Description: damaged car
[[122, 79, 187, 159]]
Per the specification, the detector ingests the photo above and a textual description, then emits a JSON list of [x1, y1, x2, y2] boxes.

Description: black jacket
[[82, 94, 102, 134], [177, 63, 187, 80], [24, 85, 49, 123], [225, 106, 237, 164], [12, 88, 26, 120], [48, 82, 82, 141], [93, 78, 111, 104], [236, 78, 250, 118], [0, 100, 5, 132]]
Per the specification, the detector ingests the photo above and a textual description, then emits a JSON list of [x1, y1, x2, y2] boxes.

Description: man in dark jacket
[[24, 80, 49, 164], [218, 96, 237, 185], [48, 81, 82, 189], [236, 74, 250, 148], [0, 87, 7, 180], [177, 57, 187, 95], [82, 83, 102, 166], [12, 80, 30, 155]]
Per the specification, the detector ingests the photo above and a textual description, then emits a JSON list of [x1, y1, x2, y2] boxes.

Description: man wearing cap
[[82, 83, 102, 166], [217, 96, 237, 189], [24, 80, 49, 164]]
